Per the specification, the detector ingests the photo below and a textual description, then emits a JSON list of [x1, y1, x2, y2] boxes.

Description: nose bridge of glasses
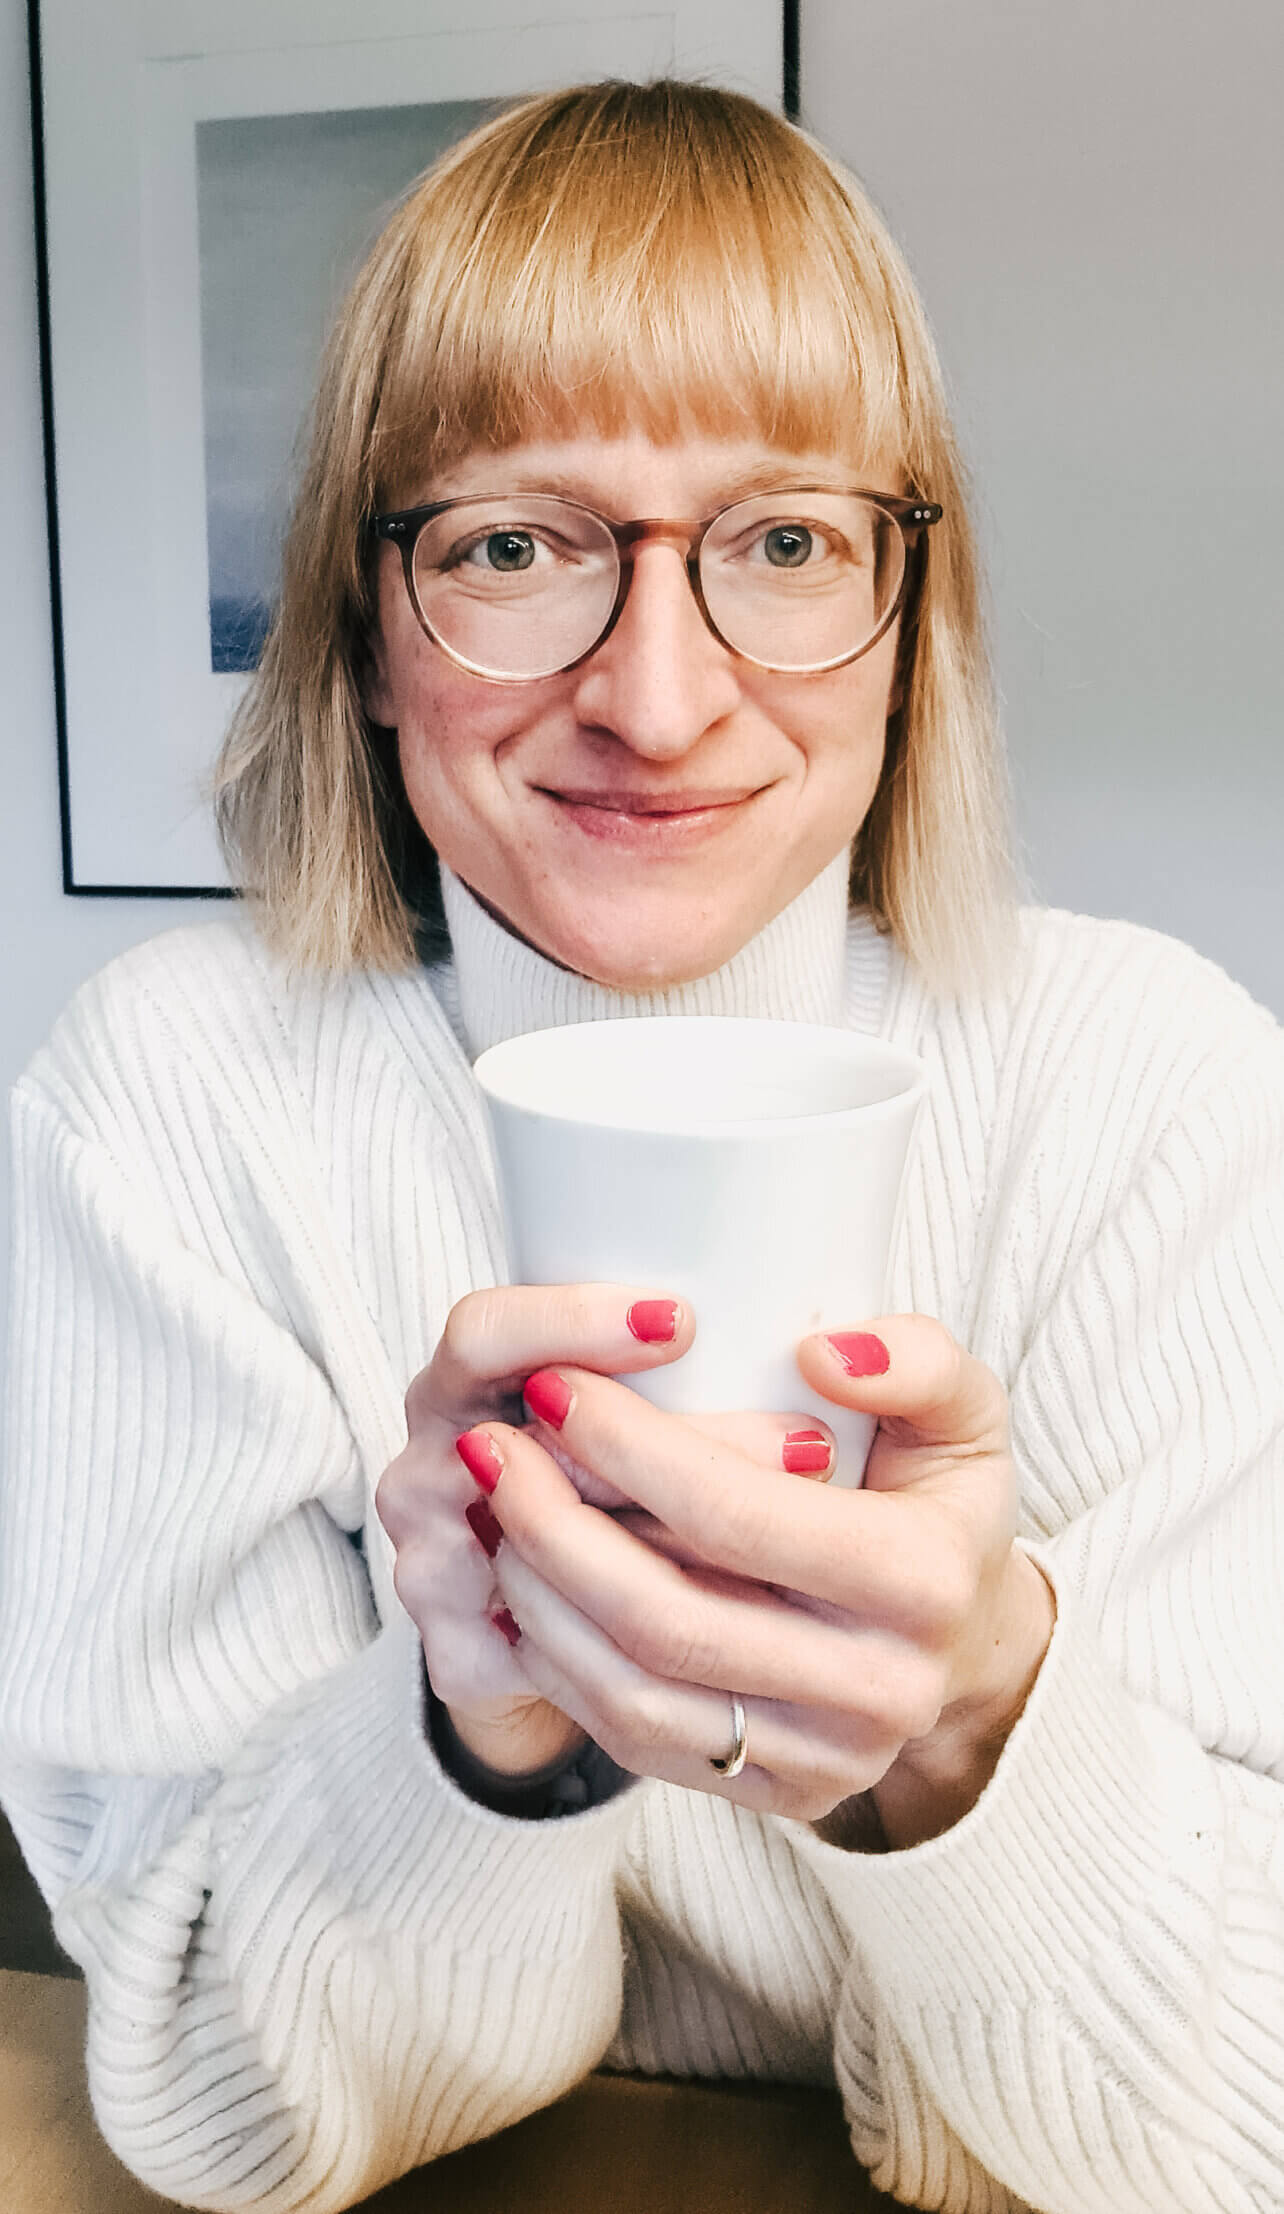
[[612, 517, 704, 566], [605, 520, 712, 653]]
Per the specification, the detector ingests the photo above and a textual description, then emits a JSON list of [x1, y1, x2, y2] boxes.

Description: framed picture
[[30, 0, 789, 894]]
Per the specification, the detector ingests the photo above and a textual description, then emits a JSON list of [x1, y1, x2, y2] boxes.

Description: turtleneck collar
[[433, 849, 888, 1059]]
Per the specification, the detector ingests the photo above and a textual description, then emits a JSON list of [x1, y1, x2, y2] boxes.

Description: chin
[[481, 872, 770, 991], [554, 919, 750, 993], [582, 951, 723, 991]]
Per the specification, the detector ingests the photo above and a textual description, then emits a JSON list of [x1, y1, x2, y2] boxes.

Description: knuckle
[[857, 1651, 939, 1743], [377, 1434, 448, 1535], [403, 1365, 437, 1432], [601, 1680, 669, 1762], [976, 1363, 1011, 1442], [898, 1656, 949, 1742], [763, 1740, 853, 1823], [374, 1459, 404, 1533], [928, 1319, 1008, 1441], [690, 1485, 769, 1581], [439, 1288, 496, 1370], [752, 1766, 819, 1821], [797, 1776, 856, 1824], [390, 1536, 431, 1620], [906, 1311, 956, 1362], [415, 1632, 475, 1713], [920, 1314, 966, 1391], [628, 1602, 721, 1687]]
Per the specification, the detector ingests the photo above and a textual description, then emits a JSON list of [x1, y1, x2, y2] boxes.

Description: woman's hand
[[799, 1320, 1057, 1847], [374, 1285, 840, 1783], [450, 1315, 1054, 1843]]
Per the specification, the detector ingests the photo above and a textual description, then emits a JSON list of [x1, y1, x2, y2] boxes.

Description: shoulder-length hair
[[212, 78, 1014, 984]]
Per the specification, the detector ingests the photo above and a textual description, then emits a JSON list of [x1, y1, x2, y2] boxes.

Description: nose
[[570, 541, 743, 757]]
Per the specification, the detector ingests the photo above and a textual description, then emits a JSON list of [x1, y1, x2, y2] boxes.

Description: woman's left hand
[[459, 1316, 1055, 1847]]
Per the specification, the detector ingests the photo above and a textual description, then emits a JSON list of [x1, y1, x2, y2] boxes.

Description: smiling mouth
[[535, 785, 763, 850], [538, 787, 757, 814]]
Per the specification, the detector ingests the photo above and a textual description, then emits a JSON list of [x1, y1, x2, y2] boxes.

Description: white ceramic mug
[[474, 1017, 928, 1485]]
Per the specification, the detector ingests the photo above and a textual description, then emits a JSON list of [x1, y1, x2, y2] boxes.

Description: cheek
[[834, 634, 899, 756], [782, 658, 895, 785], [395, 696, 479, 837], [374, 562, 490, 736], [392, 673, 546, 857], [393, 655, 501, 774]]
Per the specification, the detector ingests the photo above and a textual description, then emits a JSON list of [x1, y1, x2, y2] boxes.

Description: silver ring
[[709, 1693, 748, 1779]]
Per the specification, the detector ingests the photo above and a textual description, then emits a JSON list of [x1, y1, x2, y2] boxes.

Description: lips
[[533, 783, 761, 841], [536, 783, 759, 850], [539, 787, 753, 814]]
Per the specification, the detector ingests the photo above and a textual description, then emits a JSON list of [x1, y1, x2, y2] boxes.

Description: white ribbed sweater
[[2, 854, 1283, 2214]]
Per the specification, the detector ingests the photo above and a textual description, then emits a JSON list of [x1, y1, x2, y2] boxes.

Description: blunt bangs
[[368, 82, 917, 498]]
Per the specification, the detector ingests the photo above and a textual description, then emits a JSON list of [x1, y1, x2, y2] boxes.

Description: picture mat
[[198, 101, 495, 675], [37, 1, 784, 888]]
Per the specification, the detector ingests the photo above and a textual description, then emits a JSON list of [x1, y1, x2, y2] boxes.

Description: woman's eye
[[462, 529, 538, 572], [759, 522, 815, 568]]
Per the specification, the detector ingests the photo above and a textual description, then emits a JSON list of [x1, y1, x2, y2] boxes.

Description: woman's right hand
[[375, 1285, 695, 1778]]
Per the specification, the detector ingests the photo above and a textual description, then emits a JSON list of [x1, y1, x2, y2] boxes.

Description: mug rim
[[473, 1016, 930, 1140]]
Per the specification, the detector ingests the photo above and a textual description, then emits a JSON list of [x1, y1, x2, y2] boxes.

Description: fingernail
[[825, 1332, 891, 1377], [465, 1496, 503, 1559], [491, 1606, 522, 1647], [627, 1299, 679, 1344], [783, 1429, 831, 1474], [456, 1429, 503, 1493], [523, 1368, 572, 1429]]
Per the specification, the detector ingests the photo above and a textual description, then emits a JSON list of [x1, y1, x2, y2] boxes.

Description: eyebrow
[[436, 459, 848, 513]]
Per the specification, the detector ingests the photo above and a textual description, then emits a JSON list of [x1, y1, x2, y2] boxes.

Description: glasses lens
[[411, 497, 618, 678], [700, 494, 907, 671]]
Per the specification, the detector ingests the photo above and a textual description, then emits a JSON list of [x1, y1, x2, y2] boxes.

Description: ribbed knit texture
[[437, 847, 860, 1051], [2, 866, 1282, 2214]]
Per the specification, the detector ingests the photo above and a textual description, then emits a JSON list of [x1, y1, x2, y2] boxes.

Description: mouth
[[541, 787, 758, 814], [535, 785, 763, 848]]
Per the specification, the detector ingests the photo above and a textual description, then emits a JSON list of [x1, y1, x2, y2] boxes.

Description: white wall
[[1, 0, 210, 1372], [801, 0, 1283, 1012]]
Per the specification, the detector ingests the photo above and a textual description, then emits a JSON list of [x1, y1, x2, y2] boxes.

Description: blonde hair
[[212, 78, 1014, 985]]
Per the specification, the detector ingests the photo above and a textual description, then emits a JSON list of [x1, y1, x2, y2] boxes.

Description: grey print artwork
[[197, 101, 492, 674]]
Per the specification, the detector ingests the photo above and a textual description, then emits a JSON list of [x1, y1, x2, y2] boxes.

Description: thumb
[[795, 1314, 1008, 1458]]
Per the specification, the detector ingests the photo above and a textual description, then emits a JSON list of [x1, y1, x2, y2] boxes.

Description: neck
[[437, 850, 870, 1058]]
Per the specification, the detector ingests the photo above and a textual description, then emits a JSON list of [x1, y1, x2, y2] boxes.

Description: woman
[[2, 79, 1281, 2214]]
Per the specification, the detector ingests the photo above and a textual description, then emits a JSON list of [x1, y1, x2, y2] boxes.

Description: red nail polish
[[465, 1496, 503, 1559], [826, 1332, 891, 1377], [627, 1299, 679, 1344], [783, 1430, 831, 1474], [491, 1606, 522, 1647], [523, 1369, 572, 1429], [456, 1429, 503, 1493]]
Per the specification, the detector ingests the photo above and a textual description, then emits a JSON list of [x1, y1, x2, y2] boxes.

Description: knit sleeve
[[0, 1054, 636, 2213], [789, 986, 1284, 2212]]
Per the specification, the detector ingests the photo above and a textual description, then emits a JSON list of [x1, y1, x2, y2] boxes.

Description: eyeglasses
[[370, 487, 942, 682]]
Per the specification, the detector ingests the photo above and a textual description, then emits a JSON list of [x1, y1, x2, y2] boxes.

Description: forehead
[[424, 432, 901, 512]]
